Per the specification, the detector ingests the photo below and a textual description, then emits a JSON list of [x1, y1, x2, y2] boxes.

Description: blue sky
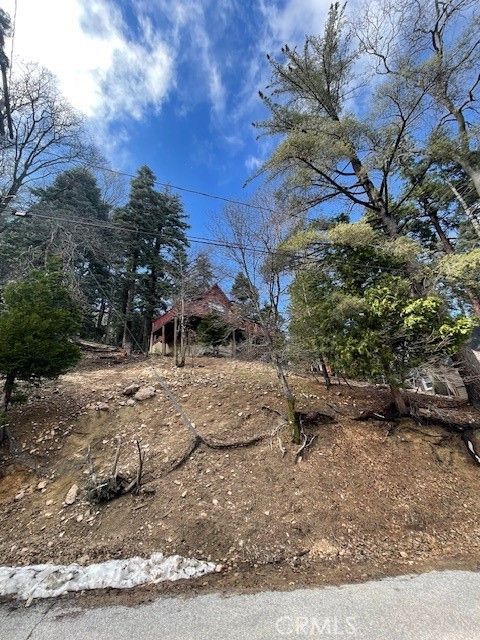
[[4, 0, 332, 239]]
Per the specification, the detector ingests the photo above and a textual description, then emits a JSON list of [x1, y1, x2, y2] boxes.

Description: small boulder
[[134, 386, 156, 401], [64, 484, 78, 505], [95, 402, 110, 411], [37, 480, 47, 490], [123, 383, 141, 397]]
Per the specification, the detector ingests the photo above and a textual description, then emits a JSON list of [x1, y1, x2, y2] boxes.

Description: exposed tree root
[[295, 432, 317, 463], [355, 402, 480, 465], [166, 431, 272, 474]]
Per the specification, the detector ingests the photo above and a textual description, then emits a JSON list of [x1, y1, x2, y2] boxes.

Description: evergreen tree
[[0, 262, 81, 413], [114, 166, 189, 351], [189, 252, 215, 296], [288, 221, 475, 413], [0, 168, 114, 339], [231, 272, 260, 320]]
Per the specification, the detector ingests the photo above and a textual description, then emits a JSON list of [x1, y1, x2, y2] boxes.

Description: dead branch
[[166, 429, 271, 475], [203, 432, 270, 449], [110, 438, 121, 480], [167, 436, 202, 474], [277, 435, 287, 458], [295, 433, 317, 462], [326, 402, 353, 417], [85, 440, 147, 503]]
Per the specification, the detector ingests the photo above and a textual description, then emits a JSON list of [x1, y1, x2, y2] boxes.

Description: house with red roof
[[150, 284, 262, 356]]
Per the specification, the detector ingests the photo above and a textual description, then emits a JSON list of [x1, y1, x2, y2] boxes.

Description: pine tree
[[0, 262, 81, 414], [231, 271, 260, 320], [114, 166, 189, 351], [189, 253, 215, 296], [0, 168, 114, 339]]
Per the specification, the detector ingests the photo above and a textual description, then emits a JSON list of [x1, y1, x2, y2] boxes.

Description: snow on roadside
[[0, 553, 219, 600]]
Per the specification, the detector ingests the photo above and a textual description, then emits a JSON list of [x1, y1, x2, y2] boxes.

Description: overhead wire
[[7, 207, 426, 276]]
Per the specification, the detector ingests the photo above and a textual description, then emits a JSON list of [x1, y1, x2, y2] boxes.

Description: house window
[[208, 302, 226, 314], [421, 378, 434, 392]]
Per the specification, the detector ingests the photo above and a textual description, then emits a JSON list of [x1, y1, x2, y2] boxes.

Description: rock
[[96, 402, 110, 412], [134, 386, 156, 401], [37, 480, 47, 490], [64, 484, 78, 505], [126, 398, 135, 406], [76, 514, 84, 522], [123, 383, 141, 397], [212, 498, 219, 506], [14, 491, 25, 501], [44, 512, 53, 518], [399, 550, 408, 558], [76, 554, 90, 564], [45, 499, 53, 506]]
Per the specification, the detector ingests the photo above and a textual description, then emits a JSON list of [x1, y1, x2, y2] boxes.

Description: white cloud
[[151, 0, 227, 115], [245, 155, 262, 171], [3, 0, 174, 120], [259, 0, 331, 47]]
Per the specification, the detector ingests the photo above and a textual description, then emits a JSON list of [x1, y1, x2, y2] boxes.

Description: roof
[[152, 283, 262, 334]]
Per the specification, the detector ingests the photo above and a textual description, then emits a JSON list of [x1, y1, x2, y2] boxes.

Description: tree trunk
[[96, 298, 106, 332], [173, 316, 179, 365], [122, 251, 139, 354], [286, 394, 302, 445], [348, 153, 399, 238], [319, 355, 331, 390], [273, 354, 301, 444], [389, 384, 408, 416], [448, 174, 480, 238], [426, 204, 480, 317], [452, 347, 480, 410], [1, 372, 16, 412]]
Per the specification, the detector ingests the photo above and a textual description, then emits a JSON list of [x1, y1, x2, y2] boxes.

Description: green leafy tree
[[289, 222, 476, 413], [0, 263, 81, 412]]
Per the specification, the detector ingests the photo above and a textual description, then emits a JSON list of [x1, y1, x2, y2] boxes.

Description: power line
[[40, 152, 280, 215], [9, 207, 422, 275], [13, 210, 276, 254], [35, 151, 480, 230]]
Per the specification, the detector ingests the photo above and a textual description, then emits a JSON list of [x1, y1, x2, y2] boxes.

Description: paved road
[[1, 570, 480, 640]]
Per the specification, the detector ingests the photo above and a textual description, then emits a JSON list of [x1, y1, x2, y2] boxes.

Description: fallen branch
[[85, 440, 147, 503], [295, 433, 317, 463], [166, 430, 271, 474]]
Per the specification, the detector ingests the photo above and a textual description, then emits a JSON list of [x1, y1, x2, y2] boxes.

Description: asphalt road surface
[[2, 570, 479, 640]]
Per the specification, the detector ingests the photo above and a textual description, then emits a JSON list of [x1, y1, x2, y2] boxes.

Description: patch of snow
[[0, 553, 218, 600]]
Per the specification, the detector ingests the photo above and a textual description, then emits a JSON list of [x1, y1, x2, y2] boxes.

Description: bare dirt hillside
[[1, 355, 480, 599]]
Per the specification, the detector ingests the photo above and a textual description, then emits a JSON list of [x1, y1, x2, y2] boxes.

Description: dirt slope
[[1, 356, 480, 596]]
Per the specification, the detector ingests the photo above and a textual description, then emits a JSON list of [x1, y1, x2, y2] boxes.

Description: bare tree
[[0, 64, 91, 217], [356, 0, 480, 197], [216, 195, 303, 444]]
